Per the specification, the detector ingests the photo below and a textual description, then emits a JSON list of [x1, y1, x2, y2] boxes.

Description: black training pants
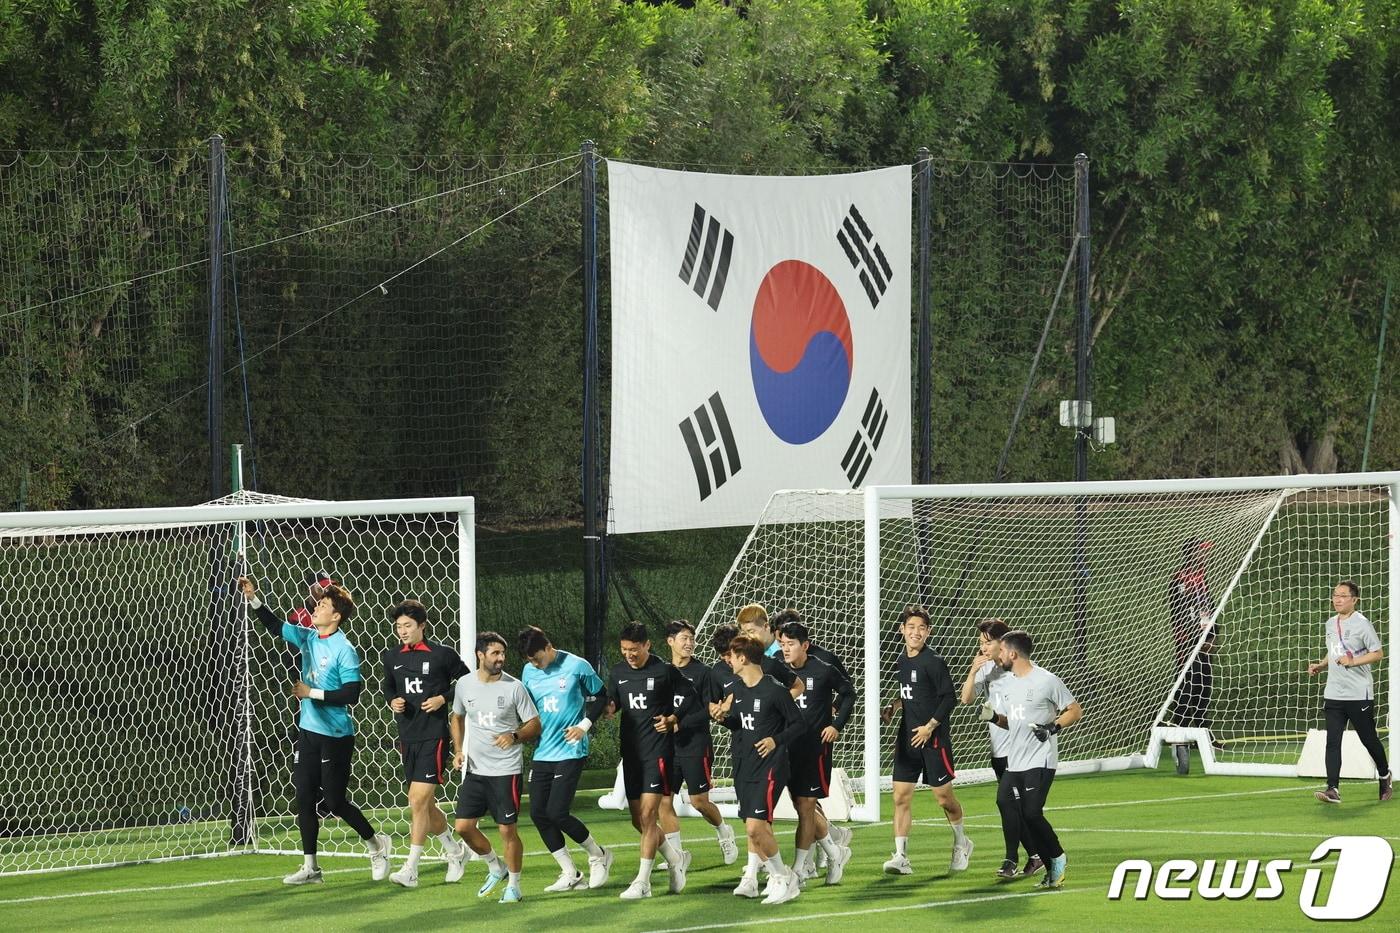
[[997, 767, 1062, 862], [294, 729, 374, 854], [1323, 699, 1390, 788]]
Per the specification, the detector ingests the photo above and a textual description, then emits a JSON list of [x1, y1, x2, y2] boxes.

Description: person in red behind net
[[1167, 540, 1221, 749], [290, 570, 337, 627]]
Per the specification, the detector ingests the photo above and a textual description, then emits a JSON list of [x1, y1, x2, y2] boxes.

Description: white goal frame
[[0, 494, 475, 875], [860, 472, 1399, 818]]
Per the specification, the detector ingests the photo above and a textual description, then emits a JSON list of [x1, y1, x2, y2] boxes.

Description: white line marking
[[639, 886, 1081, 933]]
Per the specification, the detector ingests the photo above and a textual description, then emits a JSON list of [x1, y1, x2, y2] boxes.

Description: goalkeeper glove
[[1031, 722, 1062, 743], [977, 703, 997, 723]]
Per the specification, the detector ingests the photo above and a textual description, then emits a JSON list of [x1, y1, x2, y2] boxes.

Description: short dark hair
[[388, 599, 428, 629], [619, 621, 650, 644], [516, 625, 551, 657], [776, 620, 810, 644], [900, 605, 930, 627], [771, 607, 802, 632], [1338, 579, 1360, 599], [1000, 629, 1033, 659], [475, 630, 507, 655], [320, 583, 356, 623], [710, 623, 739, 655], [665, 619, 695, 639], [977, 618, 1009, 640], [728, 634, 764, 664]]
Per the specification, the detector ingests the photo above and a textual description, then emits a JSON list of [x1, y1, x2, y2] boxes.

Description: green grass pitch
[[3, 757, 1397, 932]]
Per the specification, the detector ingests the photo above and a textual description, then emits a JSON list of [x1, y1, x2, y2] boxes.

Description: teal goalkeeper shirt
[[281, 622, 362, 738], [522, 650, 605, 762], [765, 640, 781, 658]]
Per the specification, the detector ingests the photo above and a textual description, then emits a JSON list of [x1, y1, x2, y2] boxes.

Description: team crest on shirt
[[558, 678, 568, 690], [910, 670, 917, 682], [753, 698, 762, 711], [497, 695, 506, 708], [422, 662, 430, 674], [806, 677, 815, 691], [647, 678, 655, 691]]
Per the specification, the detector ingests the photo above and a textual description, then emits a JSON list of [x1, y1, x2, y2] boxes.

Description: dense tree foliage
[[1, 0, 1396, 513]]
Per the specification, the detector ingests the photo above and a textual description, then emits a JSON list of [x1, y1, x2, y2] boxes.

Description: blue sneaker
[[500, 884, 523, 903], [478, 868, 507, 898], [1039, 855, 1067, 888]]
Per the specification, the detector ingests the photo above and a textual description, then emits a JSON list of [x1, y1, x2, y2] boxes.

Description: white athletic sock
[[436, 829, 460, 852], [659, 836, 683, 864], [581, 834, 605, 857], [715, 822, 729, 838], [487, 852, 504, 875], [303, 854, 318, 871], [794, 847, 811, 872], [405, 843, 424, 873], [950, 819, 968, 845], [765, 854, 787, 877], [895, 835, 909, 856], [636, 856, 654, 882], [552, 848, 576, 874], [507, 870, 521, 888], [815, 832, 840, 858], [365, 835, 380, 854], [745, 851, 761, 877]]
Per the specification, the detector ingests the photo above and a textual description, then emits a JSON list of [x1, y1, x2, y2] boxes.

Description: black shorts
[[622, 753, 674, 799], [892, 730, 956, 786], [400, 738, 449, 785], [736, 760, 788, 822], [456, 772, 523, 824], [787, 738, 833, 798], [675, 752, 714, 796]]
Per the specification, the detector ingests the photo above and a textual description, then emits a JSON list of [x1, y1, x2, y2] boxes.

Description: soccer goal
[[0, 491, 474, 875], [693, 473, 1397, 822]]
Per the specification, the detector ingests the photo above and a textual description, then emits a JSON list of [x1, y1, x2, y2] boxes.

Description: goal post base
[[1146, 727, 1298, 777]]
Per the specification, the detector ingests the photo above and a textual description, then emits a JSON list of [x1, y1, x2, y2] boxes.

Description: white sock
[[745, 851, 761, 877], [659, 836, 684, 864], [636, 856, 654, 882], [950, 819, 968, 845], [794, 847, 811, 872], [895, 835, 908, 856], [715, 822, 730, 838], [302, 853, 318, 871], [765, 853, 787, 877], [552, 848, 576, 874], [365, 835, 381, 854], [507, 870, 521, 888], [580, 834, 605, 857], [816, 832, 840, 858], [405, 843, 423, 873], [436, 829, 460, 853], [487, 852, 504, 875]]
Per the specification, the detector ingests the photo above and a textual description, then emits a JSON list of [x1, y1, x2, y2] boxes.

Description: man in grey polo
[[978, 629, 1082, 890], [450, 631, 541, 902], [1307, 580, 1391, 803]]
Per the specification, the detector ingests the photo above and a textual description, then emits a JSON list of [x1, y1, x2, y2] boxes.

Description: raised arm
[[237, 576, 285, 638]]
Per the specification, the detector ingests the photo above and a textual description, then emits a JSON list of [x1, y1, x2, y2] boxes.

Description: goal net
[[0, 491, 474, 874], [695, 474, 1396, 821]]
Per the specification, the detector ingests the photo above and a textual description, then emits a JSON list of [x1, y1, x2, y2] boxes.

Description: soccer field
[[4, 760, 1396, 932]]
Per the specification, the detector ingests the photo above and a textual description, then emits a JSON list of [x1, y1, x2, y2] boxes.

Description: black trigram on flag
[[841, 388, 890, 487], [836, 204, 894, 308], [678, 203, 735, 311], [679, 392, 742, 501]]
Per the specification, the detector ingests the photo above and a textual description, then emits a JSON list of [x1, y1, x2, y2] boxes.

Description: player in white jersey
[[1306, 580, 1391, 803], [978, 629, 1082, 889], [960, 617, 1039, 879]]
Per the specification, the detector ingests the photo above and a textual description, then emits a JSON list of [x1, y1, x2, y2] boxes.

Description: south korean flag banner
[[608, 161, 912, 534]]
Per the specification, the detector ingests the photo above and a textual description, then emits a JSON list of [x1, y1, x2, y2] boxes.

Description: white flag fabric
[[608, 161, 912, 534]]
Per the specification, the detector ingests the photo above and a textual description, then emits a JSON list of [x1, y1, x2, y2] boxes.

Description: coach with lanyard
[[1307, 580, 1392, 804]]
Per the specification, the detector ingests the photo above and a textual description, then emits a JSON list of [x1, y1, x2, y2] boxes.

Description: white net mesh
[[696, 483, 1391, 813], [0, 498, 468, 873]]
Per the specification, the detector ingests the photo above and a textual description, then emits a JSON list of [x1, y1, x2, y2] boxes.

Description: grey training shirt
[[1323, 611, 1383, 701], [998, 664, 1076, 772], [452, 672, 539, 776]]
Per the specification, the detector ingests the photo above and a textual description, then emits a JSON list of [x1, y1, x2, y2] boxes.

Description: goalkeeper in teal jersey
[[517, 626, 615, 891], [237, 575, 391, 886]]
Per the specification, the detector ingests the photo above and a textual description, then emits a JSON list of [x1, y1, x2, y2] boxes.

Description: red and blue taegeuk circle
[[749, 260, 853, 445]]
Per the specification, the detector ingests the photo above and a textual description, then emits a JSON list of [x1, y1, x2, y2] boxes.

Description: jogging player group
[[237, 574, 1085, 904]]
